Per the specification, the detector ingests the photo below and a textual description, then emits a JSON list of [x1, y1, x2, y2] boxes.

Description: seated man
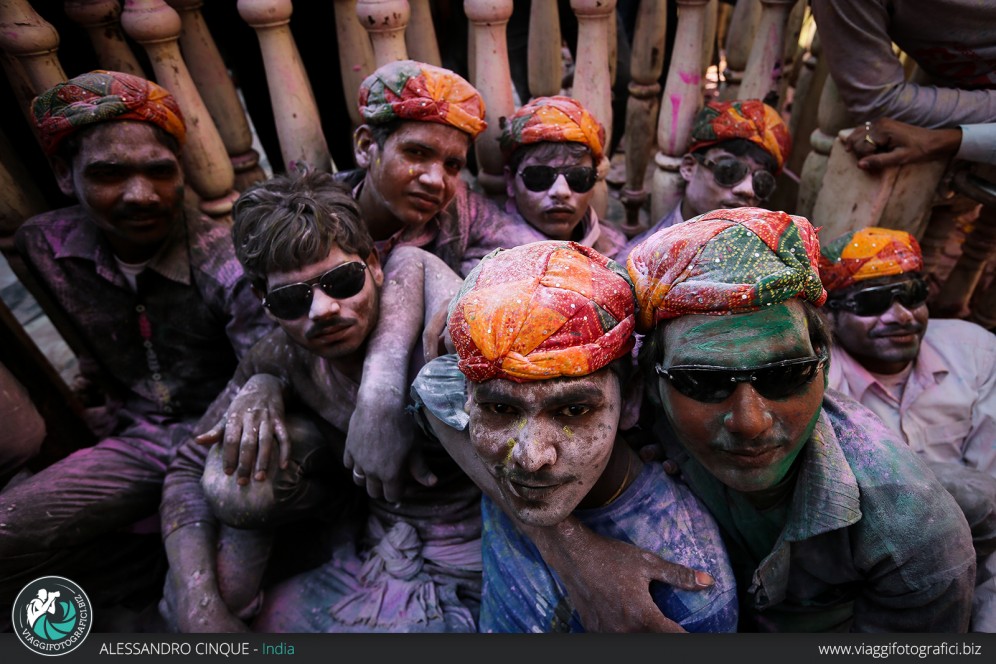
[[819, 226, 996, 632], [459, 96, 626, 274], [160, 171, 481, 633], [1, 71, 274, 618], [411, 241, 738, 633], [618, 99, 791, 261]]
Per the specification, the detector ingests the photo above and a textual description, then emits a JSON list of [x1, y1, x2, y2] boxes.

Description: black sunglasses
[[826, 278, 928, 317], [262, 262, 367, 320], [693, 154, 777, 201], [518, 165, 597, 193], [656, 352, 827, 403]]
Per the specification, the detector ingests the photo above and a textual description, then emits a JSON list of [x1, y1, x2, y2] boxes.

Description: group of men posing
[[1, 60, 993, 634]]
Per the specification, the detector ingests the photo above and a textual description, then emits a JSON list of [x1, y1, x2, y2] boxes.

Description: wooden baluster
[[775, 0, 806, 109], [464, 0, 515, 196], [333, 0, 375, 126], [796, 75, 850, 219], [122, 0, 238, 219], [0, 0, 66, 94], [238, 0, 332, 175], [608, 4, 618, 88], [1, 51, 38, 127], [935, 173, 996, 320], [570, 0, 616, 220], [651, 0, 708, 223], [619, 0, 667, 236], [64, 0, 144, 76], [405, 0, 440, 66], [718, 0, 760, 101], [527, 0, 561, 98], [739, 0, 797, 103], [356, 0, 409, 67], [702, 0, 717, 81], [787, 27, 822, 143], [166, 0, 265, 190]]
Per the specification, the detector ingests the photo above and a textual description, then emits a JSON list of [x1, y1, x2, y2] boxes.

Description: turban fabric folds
[[499, 95, 606, 162], [358, 60, 487, 139], [627, 207, 827, 332], [31, 70, 186, 156], [818, 227, 924, 292], [449, 241, 636, 383], [688, 100, 791, 172]]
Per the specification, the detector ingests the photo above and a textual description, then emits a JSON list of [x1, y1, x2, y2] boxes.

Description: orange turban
[[688, 100, 791, 172], [819, 227, 923, 292], [499, 95, 606, 162], [358, 60, 487, 139], [627, 207, 827, 332], [31, 70, 186, 156], [449, 241, 636, 383]]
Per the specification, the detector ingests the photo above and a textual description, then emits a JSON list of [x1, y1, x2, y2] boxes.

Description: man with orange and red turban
[[1, 70, 275, 621], [411, 240, 738, 632], [821, 226, 996, 632], [619, 99, 792, 262], [459, 96, 626, 275]]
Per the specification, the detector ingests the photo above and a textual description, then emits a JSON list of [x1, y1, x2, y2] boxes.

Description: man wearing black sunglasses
[[821, 227, 996, 632], [618, 100, 791, 262]]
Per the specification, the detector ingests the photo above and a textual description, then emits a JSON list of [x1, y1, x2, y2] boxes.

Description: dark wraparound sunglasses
[[262, 262, 367, 320], [693, 154, 777, 201], [656, 352, 827, 403], [518, 165, 597, 193], [825, 277, 928, 317]]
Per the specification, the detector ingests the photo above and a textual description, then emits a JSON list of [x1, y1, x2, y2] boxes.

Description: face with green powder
[[656, 300, 825, 494]]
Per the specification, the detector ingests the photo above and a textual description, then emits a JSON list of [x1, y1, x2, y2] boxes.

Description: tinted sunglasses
[[518, 165, 597, 193], [826, 278, 928, 317], [693, 154, 777, 201], [656, 352, 827, 403], [262, 262, 367, 320]]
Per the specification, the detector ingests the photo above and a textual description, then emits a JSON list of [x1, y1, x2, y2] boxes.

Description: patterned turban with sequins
[[688, 99, 792, 172], [31, 70, 186, 157], [498, 95, 606, 162], [627, 207, 827, 332], [448, 241, 636, 383], [358, 59, 487, 139], [818, 227, 923, 292]]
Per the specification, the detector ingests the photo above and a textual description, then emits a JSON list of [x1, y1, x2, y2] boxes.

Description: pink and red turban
[[688, 100, 791, 173], [449, 241, 636, 383], [819, 227, 923, 292], [358, 60, 487, 139], [499, 95, 606, 162], [31, 70, 186, 156], [627, 207, 827, 332]]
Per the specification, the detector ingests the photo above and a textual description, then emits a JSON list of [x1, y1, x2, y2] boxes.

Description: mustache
[[870, 323, 925, 338], [306, 318, 354, 339], [112, 204, 174, 220]]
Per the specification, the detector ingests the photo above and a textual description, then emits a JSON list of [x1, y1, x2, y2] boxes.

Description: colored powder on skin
[[562, 425, 573, 438], [686, 304, 802, 361], [504, 438, 516, 463]]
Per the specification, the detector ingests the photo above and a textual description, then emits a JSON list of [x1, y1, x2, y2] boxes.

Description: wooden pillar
[[333, 0, 375, 126], [651, 0, 708, 223], [620, 0, 667, 236], [122, 0, 238, 219], [357, 0, 410, 67], [464, 0, 515, 197], [701, 0, 718, 78], [0, 0, 66, 94], [570, 0, 616, 220], [238, 0, 332, 175], [718, 0, 760, 101], [527, 0, 562, 99], [64, 0, 145, 76], [166, 0, 265, 190], [739, 0, 797, 103], [796, 74, 850, 219], [775, 0, 806, 109], [406, 0, 440, 67]]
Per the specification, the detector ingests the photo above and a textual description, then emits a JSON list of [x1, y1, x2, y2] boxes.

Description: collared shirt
[[616, 202, 685, 264], [658, 389, 975, 632], [829, 318, 996, 476]]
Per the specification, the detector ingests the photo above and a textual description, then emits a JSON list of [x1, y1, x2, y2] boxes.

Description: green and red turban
[[688, 99, 791, 173], [627, 207, 826, 332], [31, 70, 186, 157], [449, 241, 636, 383], [358, 60, 487, 139], [819, 227, 923, 292], [498, 95, 606, 162]]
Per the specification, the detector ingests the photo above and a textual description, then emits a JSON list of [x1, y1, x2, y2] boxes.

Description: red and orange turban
[[31, 70, 186, 157], [688, 100, 791, 172], [449, 241, 636, 383], [358, 60, 487, 139], [627, 207, 826, 332], [819, 227, 923, 292], [498, 95, 606, 162]]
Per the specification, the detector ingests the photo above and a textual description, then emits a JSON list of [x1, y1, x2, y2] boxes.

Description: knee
[[927, 461, 996, 552]]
